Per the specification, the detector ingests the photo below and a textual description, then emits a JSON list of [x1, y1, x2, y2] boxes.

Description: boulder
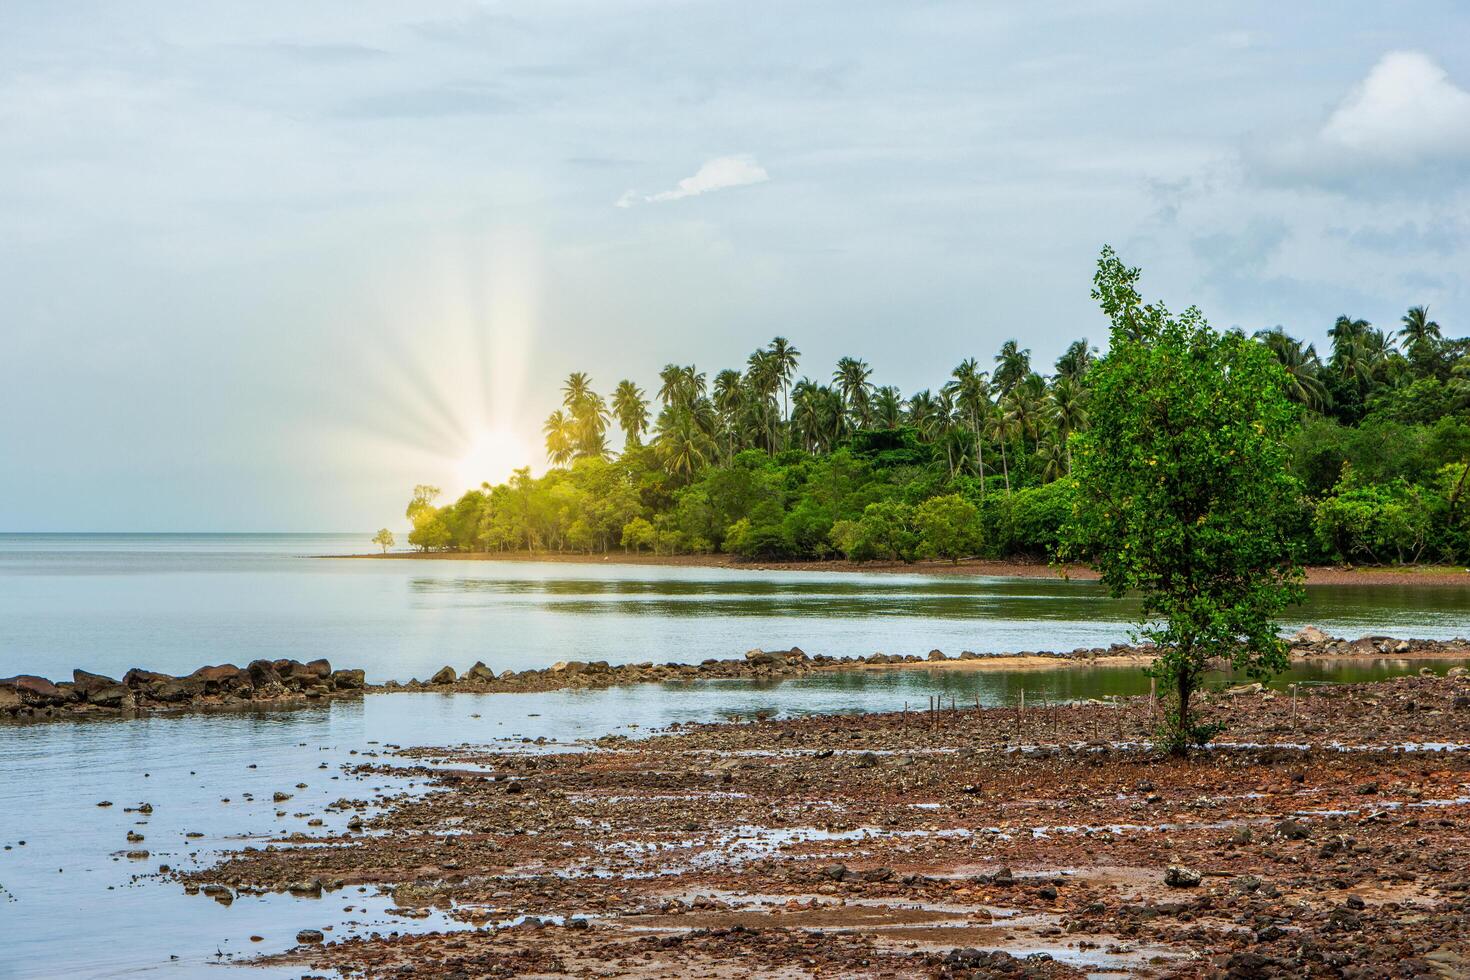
[[295, 929, 325, 944], [188, 664, 251, 695], [0, 687, 22, 713], [927, 649, 948, 661], [88, 684, 134, 709], [122, 668, 173, 690], [247, 660, 285, 693], [430, 666, 457, 685], [1290, 625, 1330, 646], [1164, 865, 1201, 888], [330, 669, 365, 691], [465, 661, 496, 682], [0, 675, 72, 706], [72, 669, 122, 699], [304, 659, 332, 679]]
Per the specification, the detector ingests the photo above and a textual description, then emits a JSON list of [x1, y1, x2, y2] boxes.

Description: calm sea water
[[3, 534, 1470, 978], [4, 533, 1470, 684]]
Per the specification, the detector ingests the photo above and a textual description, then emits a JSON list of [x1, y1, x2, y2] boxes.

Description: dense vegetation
[[402, 251, 1470, 567]]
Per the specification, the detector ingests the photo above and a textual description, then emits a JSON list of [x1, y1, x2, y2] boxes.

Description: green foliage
[[1062, 246, 1305, 754], [846, 501, 919, 562], [914, 494, 983, 562], [1314, 479, 1440, 565], [371, 528, 395, 553]]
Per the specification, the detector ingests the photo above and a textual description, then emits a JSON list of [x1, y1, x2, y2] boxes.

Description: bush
[[914, 494, 982, 562], [847, 501, 918, 562], [1313, 480, 1441, 564]]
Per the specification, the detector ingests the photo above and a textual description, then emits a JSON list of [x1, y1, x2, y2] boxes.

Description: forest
[[402, 280, 1470, 567]]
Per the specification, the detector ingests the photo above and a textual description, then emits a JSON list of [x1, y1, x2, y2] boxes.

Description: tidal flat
[[187, 672, 1470, 979]]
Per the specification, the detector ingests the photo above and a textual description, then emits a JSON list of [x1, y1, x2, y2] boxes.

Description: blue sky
[[3, 1, 1469, 530]]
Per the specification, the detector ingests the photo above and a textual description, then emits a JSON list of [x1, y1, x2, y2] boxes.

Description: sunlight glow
[[454, 428, 529, 492]]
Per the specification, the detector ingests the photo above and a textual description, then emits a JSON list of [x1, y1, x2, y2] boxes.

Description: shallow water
[[4, 534, 1470, 977], [3, 533, 1469, 683]]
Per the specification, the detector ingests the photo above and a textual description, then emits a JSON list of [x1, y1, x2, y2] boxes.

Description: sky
[[3, 1, 1469, 532]]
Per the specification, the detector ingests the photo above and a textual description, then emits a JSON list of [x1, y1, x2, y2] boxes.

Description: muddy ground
[[187, 673, 1470, 978]]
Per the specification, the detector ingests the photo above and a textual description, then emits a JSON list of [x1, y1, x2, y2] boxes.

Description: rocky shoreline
[[9, 629, 1467, 724], [370, 627, 1470, 696], [185, 671, 1470, 979], [0, 659, 365, 722]]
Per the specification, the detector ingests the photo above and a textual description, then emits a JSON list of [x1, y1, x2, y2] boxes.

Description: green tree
[[1062, 246, 1305, 755], [372, 528, 395, 553], [612, 380, 650, 449], [915, 494, 982, 562]]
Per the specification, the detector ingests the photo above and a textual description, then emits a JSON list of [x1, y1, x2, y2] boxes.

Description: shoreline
[[190, 671, 1470, 979], [9, 632, 1469, 722], [333, 549, 1470, 587]]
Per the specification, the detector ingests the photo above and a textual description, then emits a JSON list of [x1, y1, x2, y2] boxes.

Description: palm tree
[[873, 386, 904, 429], [945, 358, 991, 491], [655, 409, 711, 480], [1254, 327, 1330, 411], [1048, 375, 1088, 472], [562, 372, 594, 409], [1037, 434, 1067, 483], [611, 380, 649, 450], [906, 389, 939, 436], [767, 336, 800, 430], [657, 364, 684, 409], [1054, 339, 1097, 381], [984, 410, 1019, 493], [1399, 305, 1442, 360], [712, 369, 745, 460], [994, 340, 1031, 395], [833, 356, 875, 428], [542, 410, 575, 467]]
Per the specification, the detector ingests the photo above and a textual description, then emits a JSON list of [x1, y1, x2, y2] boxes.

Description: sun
[[454, 428, 528, 493]]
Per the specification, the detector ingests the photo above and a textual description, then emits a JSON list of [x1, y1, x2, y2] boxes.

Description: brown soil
[[190, 672, 1470, 978], [335, 550, 1470, 588]]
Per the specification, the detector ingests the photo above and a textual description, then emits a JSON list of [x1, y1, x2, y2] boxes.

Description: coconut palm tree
[[611, 380, 649, 450], [655, 409, 711, 481], [1037, 434, 1067, 483], [906, 389, 939, 436], [1048, 375, 1088, 472], [542, 410, 575, 467], [833, 356, 874, 428], [984, 410, 1019, 493], [767, 336, 800, 430], [873, 386, 904, 429], [1054, 339, 1097, 382], [1399, 305, 1442, 359], [945, 358, 991, 491], [993, 340, 1031, 395], [1254, 327, 1330, 411]]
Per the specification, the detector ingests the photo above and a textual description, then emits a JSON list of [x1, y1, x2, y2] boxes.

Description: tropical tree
[[655, 409, 711, 481], [1062, 245, 1304, 755], [767, 336, 801, 430], [945, 358, 991, 490], [612, 380, 650, 449], [1047, 375, 1088, 472], [1255, 327, 1330, 411], [543, 409, 575, 466], [833, 356, 875, 428], [1054, 339, 1097, 381], [372, 528, 395, 553], [873, 386, 905, 429], [994, 340, 1032, 395]]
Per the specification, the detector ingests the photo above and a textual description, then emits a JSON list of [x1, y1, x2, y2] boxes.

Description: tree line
[[400, 270, 1470, 567]]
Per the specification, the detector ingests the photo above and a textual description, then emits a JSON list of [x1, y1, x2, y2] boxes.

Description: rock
[[246, 660, 285, 694], [958, 651, 982, 660], [88, 684, 133, 708], [853, 752, 879, 768], [287, 879, 323, 896], [295, 929, 325, 944], [465, 661, 496, 682], [1275, 818, 1311, 840], [1231, 875, 1262, 893], [1225, 682, 1264, 695], [820, 863, 849, 881], [926, 649, 948, 661], [862, 867, 894, 882], [1164, 865, 1201, 888], [188, 664, 251, 695], [1291, 625, 1330, 645], [330, 669, 365, 691], [72, 669, 121, 699], [430, 666, 457, 685], [0, 675, 71, 706], [346, 816, 363, 831]]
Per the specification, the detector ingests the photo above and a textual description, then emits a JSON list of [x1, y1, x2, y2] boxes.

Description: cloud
[[1248, 51, 1470, 191], [616, 155, 769, 207]]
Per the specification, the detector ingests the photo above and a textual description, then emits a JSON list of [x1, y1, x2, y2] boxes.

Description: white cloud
[[1248, 51, 1470, 190], [616, 154, 769, 207], [1321, 51, 1470, 162]]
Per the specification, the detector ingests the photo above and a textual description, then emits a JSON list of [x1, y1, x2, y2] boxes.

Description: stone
[[88, 684, 133, 708], [465, 661, 496, 682], [72, 669, 121, 699], [430, 666, 457, 685], [1275, 818, 1311, 840], [1164, 865, 1201, 888], [0, 675, 71, 706], [188, 664, 251, 695], [330, 669, 365, 691], [1291, 625, 1330, 645], [295, 929, 325, 944], [287, 879, 323, 896], [926, 649, 948, 661]]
